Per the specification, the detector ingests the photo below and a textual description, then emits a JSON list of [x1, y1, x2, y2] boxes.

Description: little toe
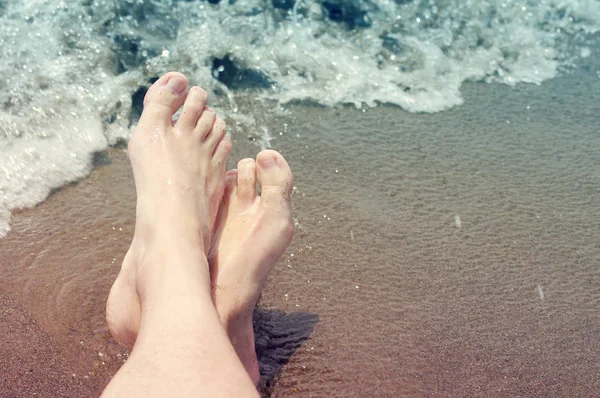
[[236, 158, 257, 203], [177, 86, 208, 132], [139, 72, 188, 128], [256, 150, 294, 206]]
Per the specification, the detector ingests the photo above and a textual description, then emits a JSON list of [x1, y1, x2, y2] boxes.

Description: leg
[[102, 72, 257, 397], [107, 152, 295, 386], [102, 247, 257, 397], [209, 152, 294, 384]]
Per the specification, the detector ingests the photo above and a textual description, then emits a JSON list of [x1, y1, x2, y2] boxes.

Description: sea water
[[0, 0, 599, 237]]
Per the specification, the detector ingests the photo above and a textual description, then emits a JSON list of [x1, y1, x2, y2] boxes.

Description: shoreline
[[1, 66, 600, 396]]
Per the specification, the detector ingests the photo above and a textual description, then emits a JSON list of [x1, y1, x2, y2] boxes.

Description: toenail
[[166, 76, 187, 93], [259, 155, 277, 169]]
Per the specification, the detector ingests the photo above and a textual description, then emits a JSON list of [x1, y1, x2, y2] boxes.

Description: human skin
[[103, 71, 294, 396]]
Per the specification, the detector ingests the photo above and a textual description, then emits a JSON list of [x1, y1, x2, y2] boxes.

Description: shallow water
[[264, 66, 600, 396], [1, 62, 599, 396]]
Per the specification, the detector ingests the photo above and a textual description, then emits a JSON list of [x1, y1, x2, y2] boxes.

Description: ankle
[[134, 221, 207, 252], [134, 245, 212, 305]]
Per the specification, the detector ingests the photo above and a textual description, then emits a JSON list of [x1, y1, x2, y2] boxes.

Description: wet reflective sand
[[1, 67, 599, 397]]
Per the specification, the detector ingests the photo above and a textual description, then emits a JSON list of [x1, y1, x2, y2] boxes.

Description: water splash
[[0, 0, 599, 236]]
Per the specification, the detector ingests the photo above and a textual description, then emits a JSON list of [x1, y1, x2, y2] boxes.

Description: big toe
[[139, 72, 189, 128], [256, 150, 293, 208]]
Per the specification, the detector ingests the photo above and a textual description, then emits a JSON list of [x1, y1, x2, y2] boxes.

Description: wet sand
[[0, 293, 92, 396], [1, 64, 600, 397]]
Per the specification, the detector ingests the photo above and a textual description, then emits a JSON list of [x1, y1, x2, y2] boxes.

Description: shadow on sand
[[253, 307, 319, 394]]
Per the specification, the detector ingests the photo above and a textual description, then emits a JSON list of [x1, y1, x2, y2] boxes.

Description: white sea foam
[[0, 0, 599, 236]]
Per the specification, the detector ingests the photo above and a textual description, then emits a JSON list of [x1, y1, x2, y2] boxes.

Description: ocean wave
[[0, 0, 598, 236]]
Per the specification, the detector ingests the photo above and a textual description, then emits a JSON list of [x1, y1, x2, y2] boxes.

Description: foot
[[106, 72, 232, 346], [209, 150, 294, 385]]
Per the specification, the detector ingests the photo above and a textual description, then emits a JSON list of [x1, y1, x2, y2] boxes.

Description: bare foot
[[105, 72, 232, 346], [209, 150, 294, 385], [104, 73, 293, 387]]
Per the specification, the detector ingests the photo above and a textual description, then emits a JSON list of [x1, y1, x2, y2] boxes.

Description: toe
[[177, 86, 208, 132], [211, 168, 237, 257], [256, 150, 294, 205], [223, 169, 238, 202], [213, 133, 232, 166], [195, 106, 217, 139], [207, 117, 227, 148], [236, 158, 257, 203], [140, 72, 188, 128]]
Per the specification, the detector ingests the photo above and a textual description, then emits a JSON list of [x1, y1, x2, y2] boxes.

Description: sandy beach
[[1, 61, 599, 397]]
